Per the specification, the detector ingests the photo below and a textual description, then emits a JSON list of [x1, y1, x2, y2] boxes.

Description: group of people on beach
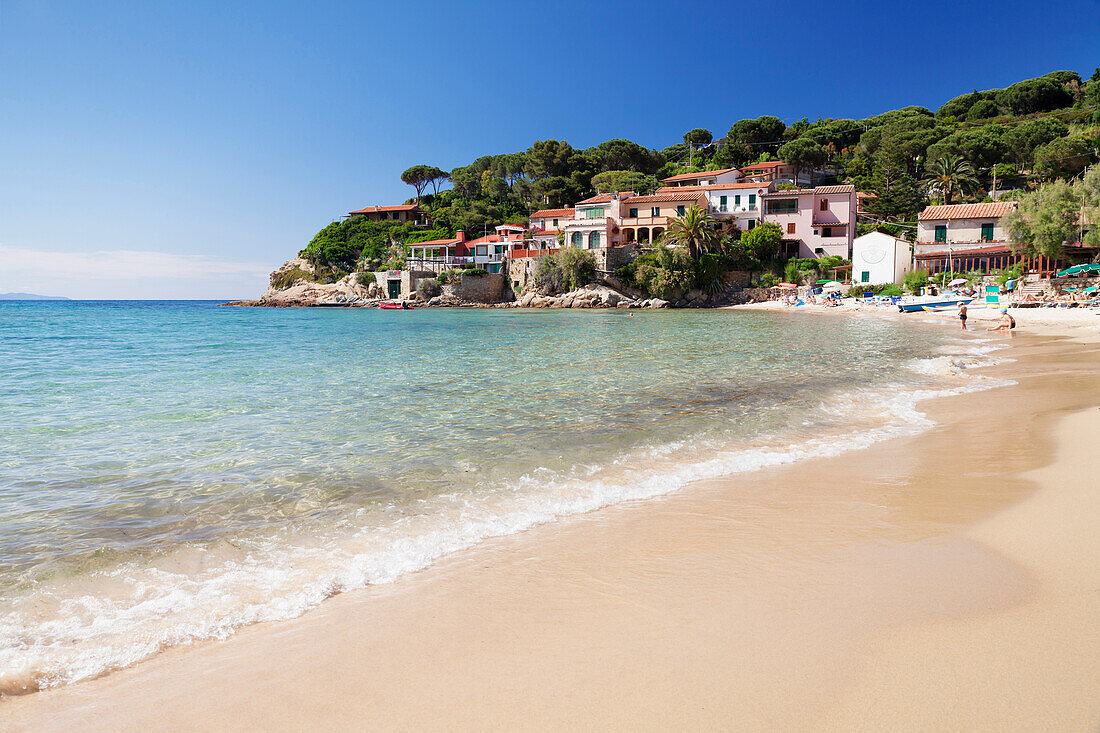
[[958, 303, 1015, 333]]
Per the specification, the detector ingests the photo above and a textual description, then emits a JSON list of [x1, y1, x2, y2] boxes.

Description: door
[[387, 280, 401, 299]]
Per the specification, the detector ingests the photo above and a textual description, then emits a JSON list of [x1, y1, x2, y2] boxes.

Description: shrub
[[845, 283, 899, 298], [634, 246, 695, 299], [461, 268, 487, 277], [355, 272, 375, 287], [902, 270, 930, 293], [532, 248, 597, 294], [417, 278, 442, 298], [271, 266, 314, 290], [758, 272, 779, 288]]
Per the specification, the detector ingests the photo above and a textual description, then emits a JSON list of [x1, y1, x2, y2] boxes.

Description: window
[[935, 224, 947, 243], [589, 231, 601, 249], [572, 231, 583, 247], [676, 205, 686, 216], [651, 206, 660, 217], [719, 195, 727, 212], [767, 199, 798, 214], [787, 222, 796, 234], [981, 223, 994, 242], [822, 227, 832, 237], [748, 194, 757, 210], [629, 208, 638, 218], [814, 247, 825, 255], [488, 263, 501, 273], [747, 220, 756, 231], [734, 195, 741, 207], [476, 245, 488, 256], [494, 245, 504, 255], [552, 218, 558, 227], [585, 207, 605, 219], [819, 199, 828, 211], [861, 271, 870, 283]]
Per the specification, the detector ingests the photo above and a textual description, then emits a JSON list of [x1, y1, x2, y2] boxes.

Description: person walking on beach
[[958, 303, 968, 330], [988, 308, 1015, 333]]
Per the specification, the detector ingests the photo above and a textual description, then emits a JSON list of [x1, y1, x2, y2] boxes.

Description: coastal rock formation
[[512, 283, 665, 309], [223, 258, 383, 307]]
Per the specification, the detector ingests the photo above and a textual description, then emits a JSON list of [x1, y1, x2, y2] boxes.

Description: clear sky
[[2, 0, 1098, 298]]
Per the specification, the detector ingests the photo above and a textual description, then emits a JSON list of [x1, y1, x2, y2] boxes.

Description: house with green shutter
[[915, 202, 1018, 250]]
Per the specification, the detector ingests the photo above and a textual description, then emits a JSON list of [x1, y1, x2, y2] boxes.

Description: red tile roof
[[918, 202, 1017, 220], [530, 208, 574, 218], [659, 168, 737, 182], [532, 229, 561, 237], [348, 204, 420, 214], [408, 237, 461, 247], [740, 161, 789, 171], [576, 191, 636, 205], [655, 181, 770, 194], [624, 192, 709, 205]]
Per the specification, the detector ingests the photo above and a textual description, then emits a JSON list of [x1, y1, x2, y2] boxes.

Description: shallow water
[[0, 302, 1005, 692]]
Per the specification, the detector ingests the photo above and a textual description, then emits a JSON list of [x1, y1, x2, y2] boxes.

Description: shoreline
[[5, 327, 1100, 730]]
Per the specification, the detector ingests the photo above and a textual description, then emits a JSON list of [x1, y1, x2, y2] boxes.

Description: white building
[[851, 232, 912, 285], [654, 180, 773, 232], [915, 202, 1017, 251], [659, 167, 741, 188]]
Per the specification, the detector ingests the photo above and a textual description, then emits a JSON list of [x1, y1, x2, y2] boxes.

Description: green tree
[[965, 99, 1000, 120], [662, 206, 719, 258], [922, 154, 980, 204], [719, 116, 787, 167], [683, 128, 713, 146], [524, 140, 575, 179], [590, 170, 659, 195], [777, 138, 828, 184], [1002, 180, 1080, 256], [995, 77, 1074, 115], [400, 165, 434, 203], [1002, 118, 1070, 167], [739, 222, 783, 263], [1033, 136, 1097, 178], [925, 125, 1008, 170]]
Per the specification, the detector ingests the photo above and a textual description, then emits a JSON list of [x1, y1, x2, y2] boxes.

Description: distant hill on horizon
[[0, 292, 71, 301]]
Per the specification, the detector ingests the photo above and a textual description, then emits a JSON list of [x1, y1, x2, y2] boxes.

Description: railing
[[511, 248, 560, 259]]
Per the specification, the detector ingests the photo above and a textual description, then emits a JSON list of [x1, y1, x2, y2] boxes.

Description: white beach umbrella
[[948, 278, 968, 287], [821, 281, 843, 292]]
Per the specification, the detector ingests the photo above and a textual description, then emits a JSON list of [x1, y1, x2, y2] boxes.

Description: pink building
[[761, 184, 857, 259]]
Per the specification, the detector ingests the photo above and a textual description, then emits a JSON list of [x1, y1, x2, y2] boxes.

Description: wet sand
[[4, 333, 1099, 731]]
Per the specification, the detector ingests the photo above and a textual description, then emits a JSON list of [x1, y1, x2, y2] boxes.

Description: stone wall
[[442, 272, 505, 303], [596, 244, 636, 272]]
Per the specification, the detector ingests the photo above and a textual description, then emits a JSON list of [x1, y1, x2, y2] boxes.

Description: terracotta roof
[[408, 237, 461, 247], [576, 191, 635, 205], [763, 184, 855, 197], [532, 229, 561, 237], [655, 181, 769, 194], [530, 208, 574, 218], [740, 161, 788, 171], [466, 233, 526, 245], [624, 192, 709, 205], [918, 202, 1017, 221], [659, 168, 737, 182], [348, 204, 420, 214]]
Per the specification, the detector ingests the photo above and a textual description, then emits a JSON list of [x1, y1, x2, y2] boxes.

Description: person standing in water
[[958, 302, 968, 330]]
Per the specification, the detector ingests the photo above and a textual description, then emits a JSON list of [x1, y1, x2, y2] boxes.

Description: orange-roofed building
[[659, 168, 741, 187], [346, 203, 429, 225], [915, 202, 1018, 249]]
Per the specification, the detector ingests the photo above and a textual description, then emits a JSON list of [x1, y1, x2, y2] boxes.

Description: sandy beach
[[4, 317, 1099, 731]]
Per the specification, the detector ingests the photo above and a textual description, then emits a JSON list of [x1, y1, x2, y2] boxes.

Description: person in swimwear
[[987, 307, 1015, 332], [958, 302, 968, 330]]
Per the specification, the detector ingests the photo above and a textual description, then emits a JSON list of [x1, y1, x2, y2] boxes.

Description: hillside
[[301, 67, 1100, 271]]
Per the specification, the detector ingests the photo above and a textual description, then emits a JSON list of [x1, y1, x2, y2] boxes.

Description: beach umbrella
[[1083, 286, 1098, 293], [1055, 264, 1100, 277], [815, 279, 830, 284], [821, 281, 843, 292], [948, 277, 968, 287], [777, 283, 798, 288]]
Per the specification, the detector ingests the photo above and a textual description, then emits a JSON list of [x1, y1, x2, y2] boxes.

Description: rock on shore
[[513, 283, 667, 309]]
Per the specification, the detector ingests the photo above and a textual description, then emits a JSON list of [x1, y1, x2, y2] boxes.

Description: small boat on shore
[[378, 301, 413, 310], [898, 297, 972, 313]]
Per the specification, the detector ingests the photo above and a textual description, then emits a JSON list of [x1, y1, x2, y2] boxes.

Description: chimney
[[456, 230, 465, 242]]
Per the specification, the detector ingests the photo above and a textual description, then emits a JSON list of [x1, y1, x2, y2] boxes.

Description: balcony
[[620, 216, 670, 226]]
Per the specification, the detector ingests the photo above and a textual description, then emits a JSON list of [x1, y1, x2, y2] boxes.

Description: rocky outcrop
[[222, 258, 384, 307], [512, 283, 667, 309]]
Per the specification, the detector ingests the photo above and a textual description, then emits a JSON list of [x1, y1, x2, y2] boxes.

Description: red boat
[[378, 301, 413, 310]]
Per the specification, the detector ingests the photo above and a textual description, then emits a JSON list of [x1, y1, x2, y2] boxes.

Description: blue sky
[[2, 0, 1098, 298]]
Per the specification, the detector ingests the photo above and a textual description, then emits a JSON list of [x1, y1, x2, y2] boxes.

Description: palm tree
[[662, 206, 719, 258], [922, 154, 980, 205]]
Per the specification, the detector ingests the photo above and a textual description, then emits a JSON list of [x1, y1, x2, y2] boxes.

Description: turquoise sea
[[0, 301, 1005, 692]]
